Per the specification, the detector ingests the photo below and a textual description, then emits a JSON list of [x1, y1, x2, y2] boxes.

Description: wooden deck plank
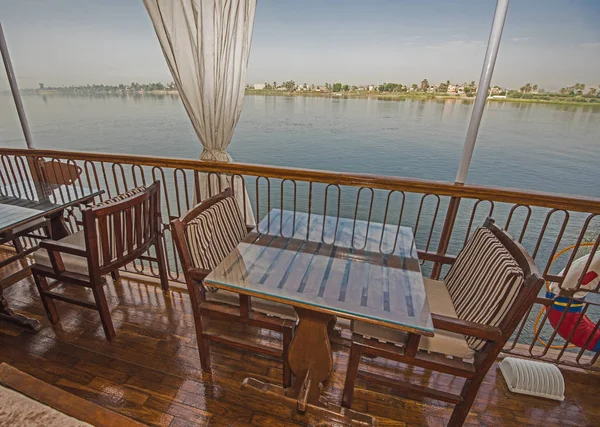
[[0, 249, 598, 426]]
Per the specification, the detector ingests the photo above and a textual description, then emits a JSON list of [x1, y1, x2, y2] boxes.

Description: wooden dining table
[[205, 208, 434, 425], [0, 179, 102, 331]]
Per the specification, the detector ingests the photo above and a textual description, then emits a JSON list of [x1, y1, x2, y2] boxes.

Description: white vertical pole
[[455, 0, 509, 184], [0, 22, 34, 149]]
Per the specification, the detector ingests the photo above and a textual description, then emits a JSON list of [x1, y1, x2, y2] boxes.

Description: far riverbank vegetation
[[27, 80, 600, 106]]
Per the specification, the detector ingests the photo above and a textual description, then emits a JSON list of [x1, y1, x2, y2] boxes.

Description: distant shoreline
[[35, 89, 180, 96], [244, 90, 600, 107], [8, 89, 597, 107]]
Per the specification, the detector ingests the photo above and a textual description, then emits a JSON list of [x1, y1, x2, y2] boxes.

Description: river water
[[1, 93, 599, 349], [1, 94, 598, 197]]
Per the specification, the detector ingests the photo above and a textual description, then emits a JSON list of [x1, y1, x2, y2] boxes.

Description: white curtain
[[143, 0, 256, 224]]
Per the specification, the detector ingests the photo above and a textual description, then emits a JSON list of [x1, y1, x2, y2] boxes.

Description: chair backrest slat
[[125, 208, 134, 255], [134, 202, 143, 247], [83, 181, 161, 272], [98, 215, 112, 267], [113, 210, 124, 259]]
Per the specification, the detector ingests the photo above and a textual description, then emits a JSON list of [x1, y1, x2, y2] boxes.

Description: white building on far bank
[[253, 83, 266, 90]]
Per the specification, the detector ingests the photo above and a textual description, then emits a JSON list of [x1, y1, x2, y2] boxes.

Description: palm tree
[[420, 79, 429, 91], [532, 84, 538, 92], [588, 87, 597, 97]]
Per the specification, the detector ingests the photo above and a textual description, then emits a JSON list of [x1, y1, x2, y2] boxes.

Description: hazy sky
[[1, 0, 599, 91]]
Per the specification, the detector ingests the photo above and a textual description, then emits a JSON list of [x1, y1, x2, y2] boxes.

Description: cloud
[[580, 42, 600, 48], [511, 37, 531, 42]]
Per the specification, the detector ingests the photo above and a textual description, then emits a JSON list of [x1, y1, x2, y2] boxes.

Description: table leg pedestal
[[48, 211, 70, 240], [241, 307, 376, 426]]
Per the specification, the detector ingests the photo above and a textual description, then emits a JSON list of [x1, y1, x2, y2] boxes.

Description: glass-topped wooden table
[[205, 209, 432, 425], [0, 179, 102, 331]]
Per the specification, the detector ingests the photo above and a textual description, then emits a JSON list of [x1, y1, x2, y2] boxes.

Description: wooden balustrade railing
[[0, 147, 598, 370]]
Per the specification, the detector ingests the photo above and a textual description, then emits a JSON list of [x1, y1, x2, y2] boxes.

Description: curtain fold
[[143, 0, 256, 224]]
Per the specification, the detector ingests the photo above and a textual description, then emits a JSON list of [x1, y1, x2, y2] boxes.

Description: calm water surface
[[0, 94, 598, 197], [1, 94, 599, 345]]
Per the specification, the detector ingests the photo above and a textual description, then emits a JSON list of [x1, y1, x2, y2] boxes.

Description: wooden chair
[[0, 160, 85, 286], [38, 159, 83, 187], [341, 218, 545, 427], [31, 181, 169, 341], [171, 188, 296, 387], [3, 159, 84, 253]]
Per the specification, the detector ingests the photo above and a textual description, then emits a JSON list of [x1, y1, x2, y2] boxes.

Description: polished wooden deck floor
[[0, 259, 598, 426]]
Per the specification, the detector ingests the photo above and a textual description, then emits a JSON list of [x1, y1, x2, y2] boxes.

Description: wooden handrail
[[2, 147, 600, 214]]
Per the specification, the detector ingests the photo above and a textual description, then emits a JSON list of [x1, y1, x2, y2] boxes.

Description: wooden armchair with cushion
[[171, 188, 296, 387], [31, 181, 169, 341], [341, 218, 545, 427]]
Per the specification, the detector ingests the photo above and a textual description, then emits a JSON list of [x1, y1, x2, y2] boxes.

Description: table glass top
[[205, 209, 433, 334], [0, 180, 102, 233]]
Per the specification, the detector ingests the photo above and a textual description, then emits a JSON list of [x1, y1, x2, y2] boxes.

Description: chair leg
[[192, 311, 211, 372], [188, 285, 210, 371], [12, 238, 35, 285], [12, 238, 23, 253], [32, 273, 60, 324], [282, 324, 294, 388], [110, 270, 120, 281], [197, 330, 211, 372], [448, 374, 484, 427], [342, 341, 363, 408], [43, 225, 52, 239], [91, 283, 115, 341], [154, 238, 169, 292]]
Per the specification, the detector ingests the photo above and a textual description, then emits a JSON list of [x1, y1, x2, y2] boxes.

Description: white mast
[[0, 22, 34, 149], [455, 0, 509, 184]]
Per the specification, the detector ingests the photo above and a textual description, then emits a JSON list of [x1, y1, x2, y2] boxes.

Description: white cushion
[[352, 278, 474, 360], [205, 289, 297, 321], [33, 230, 89, 275]]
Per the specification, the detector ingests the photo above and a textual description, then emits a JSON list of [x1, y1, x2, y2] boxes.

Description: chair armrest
[[417, 251, 456, 265], [40, 240, 88, 257], [189, 267, 212, 281], [39, 239, 87, 275], [431, 313, 503, 341]]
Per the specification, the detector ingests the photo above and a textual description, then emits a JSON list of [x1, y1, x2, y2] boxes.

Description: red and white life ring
[[545, 252, 600, 351]]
